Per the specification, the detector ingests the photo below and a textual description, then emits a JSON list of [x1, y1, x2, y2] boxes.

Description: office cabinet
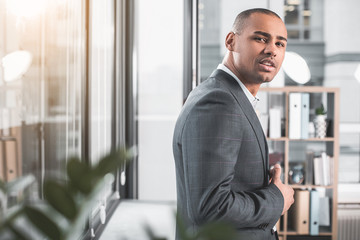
[[258, 87, 339, 240]]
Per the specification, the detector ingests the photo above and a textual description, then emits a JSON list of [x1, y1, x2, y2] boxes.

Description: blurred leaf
[[67, 157, 93, 194], [63, 174, 115, 240], [195, 221, 237, 240], [93, 148, 130, 178], [6, 175, 35, 193], [44, 180, 77, 221], [23, 206, 62, 240], [0, 179, 5, 192], [8, 224, 32, 240], [175, 213, 194, 240], [144, 224, 168, 240]]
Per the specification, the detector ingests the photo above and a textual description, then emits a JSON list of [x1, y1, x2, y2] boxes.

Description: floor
[[99, 200, 176, 240]]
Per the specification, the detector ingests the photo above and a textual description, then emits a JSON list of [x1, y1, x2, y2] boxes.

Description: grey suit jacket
[[173, 69, 284, 240]]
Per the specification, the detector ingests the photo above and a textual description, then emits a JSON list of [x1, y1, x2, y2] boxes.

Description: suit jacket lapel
[[210, 69, 269, 183]]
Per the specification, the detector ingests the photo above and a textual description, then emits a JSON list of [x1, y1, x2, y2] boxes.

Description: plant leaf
[[8, 224, 32, 240], [195, 222, 237, 240], [93, 148, 130, 178], [23, 206, 62, 240], [67, 157, 93, 194], [0, 179, 6, 192], [44, 180, 77, 221], [176, 212, 194, 240], [94, 147, 136, 177]]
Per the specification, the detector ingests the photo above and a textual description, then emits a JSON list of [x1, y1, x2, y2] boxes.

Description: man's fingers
[[272, 164, 282, 179]]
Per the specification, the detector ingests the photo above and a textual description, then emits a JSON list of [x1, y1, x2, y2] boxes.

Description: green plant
[[0, 147, 134, 240], [145, 213, 238, 240], [315, 103, 327, 115], [0, 146, 238, 240]]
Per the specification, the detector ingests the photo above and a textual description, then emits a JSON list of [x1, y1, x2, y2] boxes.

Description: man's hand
[[270, 164, 294, 215]]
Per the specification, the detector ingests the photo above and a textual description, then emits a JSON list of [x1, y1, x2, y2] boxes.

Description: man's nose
[[264, 43, 277, 57]]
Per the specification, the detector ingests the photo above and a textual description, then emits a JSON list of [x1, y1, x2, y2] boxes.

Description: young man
[[173, 8, 294, 240]]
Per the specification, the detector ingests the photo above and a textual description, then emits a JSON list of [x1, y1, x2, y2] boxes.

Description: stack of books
[[305, 151, 333, 186]]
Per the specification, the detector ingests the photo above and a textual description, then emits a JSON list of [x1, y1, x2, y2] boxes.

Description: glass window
[[284, 3, 299, 25], [89, 0, 116, 231], [0, 0, 126, 238], [90, 0, 114, 165], [339, 130, 360, 183], [284, 0, 323, 41], [0, 0, 85, 201], [137, 0, 183, 201]]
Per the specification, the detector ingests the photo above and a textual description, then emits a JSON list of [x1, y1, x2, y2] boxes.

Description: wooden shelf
[[290, 185, 334, 189], [289, 137, 335, 142], [259, 87, 339, 240], [267, 137, 335, 142], [285, 231, 332, 236], [267, 137, 287, 141]]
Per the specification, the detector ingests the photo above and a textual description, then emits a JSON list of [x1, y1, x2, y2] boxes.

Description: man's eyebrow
[[253, 31, 288, 42]]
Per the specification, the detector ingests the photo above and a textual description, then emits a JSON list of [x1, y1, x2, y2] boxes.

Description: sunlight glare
[[6, 0, 47, 18]]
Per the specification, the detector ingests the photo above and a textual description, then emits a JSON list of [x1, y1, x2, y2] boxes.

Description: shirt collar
[[217, 64, 259, 109]]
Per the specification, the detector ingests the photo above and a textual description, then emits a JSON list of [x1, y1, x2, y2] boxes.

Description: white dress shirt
[[217, 64, 259, 109]]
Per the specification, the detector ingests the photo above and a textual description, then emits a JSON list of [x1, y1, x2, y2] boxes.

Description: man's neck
[[222, 61, 261, 97], [242, 82, 260, 97]]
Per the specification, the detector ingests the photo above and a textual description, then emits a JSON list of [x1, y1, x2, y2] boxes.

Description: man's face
[[229, 13, 287, 85]]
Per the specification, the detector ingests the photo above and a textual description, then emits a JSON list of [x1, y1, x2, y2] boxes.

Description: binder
[[290, 190, 310, 234], [269, 108, 281, 138], [289, 93, 302, 139], [310, 190, 320, 235], [5, 140, 18, 181], [313, 153, 331, 186], [305, 151, 314, 185], [301, 93, 310, 139], [313, 156, 322, 185], [319, 196, 331, 226]]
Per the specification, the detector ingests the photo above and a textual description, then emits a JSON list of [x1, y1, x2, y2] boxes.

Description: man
[[173, 8, 294, 240]]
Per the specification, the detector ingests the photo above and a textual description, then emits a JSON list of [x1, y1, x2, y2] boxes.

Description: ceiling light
[[282, 51, 311, 84]]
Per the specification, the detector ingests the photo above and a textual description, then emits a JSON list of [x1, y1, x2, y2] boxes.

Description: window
[[0, 0, 135, 238], [137, 0, 183, 201], [0, 0, 86, 201], [284, 0, 323, 41]]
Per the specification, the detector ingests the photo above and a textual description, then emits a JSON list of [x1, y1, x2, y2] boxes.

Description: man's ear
[[225, 32, 236, 51]]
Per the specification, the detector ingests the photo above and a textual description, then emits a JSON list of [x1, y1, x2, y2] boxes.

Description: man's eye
[[276, 42, 285, 47], [255, 37, 267, 43]]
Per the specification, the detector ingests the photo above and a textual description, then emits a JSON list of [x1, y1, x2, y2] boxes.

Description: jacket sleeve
[[180, 87, 284, 229]]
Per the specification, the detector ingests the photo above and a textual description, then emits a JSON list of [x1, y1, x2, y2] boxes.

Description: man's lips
[[259, 58, 276, 71]]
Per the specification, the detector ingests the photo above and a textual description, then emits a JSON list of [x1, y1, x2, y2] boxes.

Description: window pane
[[137, 0, 183, 201], [89, 0, 115, 220], [339, 132, 360, 183], [288, 30, 300, 39], [0, 1, 85, 238], [90, 0, 114, 164], [0, 0, 84, 190], [284, 2, 299, 25]]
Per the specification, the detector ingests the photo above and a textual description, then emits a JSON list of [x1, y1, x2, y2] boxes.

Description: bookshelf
[[258, 86, 339, 240]]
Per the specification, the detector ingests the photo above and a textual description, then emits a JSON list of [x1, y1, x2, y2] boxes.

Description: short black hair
[[232, 8, 282, 34]]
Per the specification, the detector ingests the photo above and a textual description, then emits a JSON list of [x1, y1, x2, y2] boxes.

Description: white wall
[[324, 0, 360, 55], [323, 0, 360, 184]]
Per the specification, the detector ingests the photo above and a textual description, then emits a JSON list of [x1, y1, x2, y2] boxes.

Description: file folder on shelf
[[289, 93, 302, 139], [301, 93, 310, 139], [290, 190, 310, 234], [310, 190, 320, 235], [269, 108, 281, 138]]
